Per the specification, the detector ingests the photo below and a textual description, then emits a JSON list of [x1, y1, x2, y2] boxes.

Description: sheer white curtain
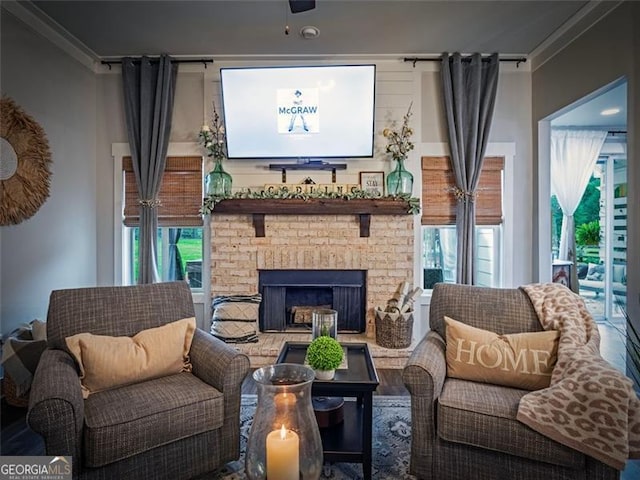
[[551, 129, 607, 291]]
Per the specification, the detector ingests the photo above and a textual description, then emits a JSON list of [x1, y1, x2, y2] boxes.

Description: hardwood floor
[[1, 398, 44, 456], [0, 369, 407, 457]]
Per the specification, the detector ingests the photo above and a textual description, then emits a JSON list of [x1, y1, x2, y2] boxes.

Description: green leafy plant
[[306, 336, 344, 371], [576, 220, 600, 246], [200, 189, 421, 215]]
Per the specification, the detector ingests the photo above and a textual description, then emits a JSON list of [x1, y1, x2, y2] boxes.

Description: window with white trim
[[421, 156, 504, 288], [121, 155, 203, 289]]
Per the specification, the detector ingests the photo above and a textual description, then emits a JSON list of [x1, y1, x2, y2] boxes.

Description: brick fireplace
[[210, 200, 414, 337]]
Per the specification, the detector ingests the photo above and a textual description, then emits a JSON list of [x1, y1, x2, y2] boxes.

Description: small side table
[[275, 342, 379, 480], [552, 260, 573, 290]]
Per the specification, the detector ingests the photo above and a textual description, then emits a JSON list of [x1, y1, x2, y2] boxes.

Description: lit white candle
[[266, 424, 299, 480], [274, 392, 297, 410]]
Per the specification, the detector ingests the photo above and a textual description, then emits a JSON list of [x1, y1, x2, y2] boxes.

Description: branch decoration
[[201, 189, 421, 215]]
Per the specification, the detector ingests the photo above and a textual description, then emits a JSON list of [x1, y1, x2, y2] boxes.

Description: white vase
[[314, 369, 335, 381]]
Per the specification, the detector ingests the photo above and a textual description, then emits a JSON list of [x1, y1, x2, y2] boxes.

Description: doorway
[[548, 80, 627, 323], [552, 152, 628, 321]]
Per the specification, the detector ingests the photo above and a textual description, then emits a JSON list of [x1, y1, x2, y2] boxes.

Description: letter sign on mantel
[[264, 184, 361, 194]]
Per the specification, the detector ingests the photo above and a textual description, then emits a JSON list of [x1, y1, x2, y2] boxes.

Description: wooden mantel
[[210, 198, 413, 237]]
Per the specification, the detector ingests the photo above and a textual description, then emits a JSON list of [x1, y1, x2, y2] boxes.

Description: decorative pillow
[[576, 263, 589, 280], [444, 316, 559, 391], [612, 264, 626, 284], [211, 294, 261, 343], [66, 317, 196, 398], [586, 263, 605, 281]]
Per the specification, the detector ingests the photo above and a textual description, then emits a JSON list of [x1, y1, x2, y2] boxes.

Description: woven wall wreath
[[1, 96, 52, 225]]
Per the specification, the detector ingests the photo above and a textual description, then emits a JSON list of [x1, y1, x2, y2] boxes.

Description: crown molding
[[1, 0, 100, 72], [529, 0, 624, 71]]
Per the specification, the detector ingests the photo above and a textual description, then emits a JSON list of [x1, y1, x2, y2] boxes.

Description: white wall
[[1, 9, 97, 336], [0, 12, 535, 338], [0, 51, 533, 338], [420, 65, 533, 287], [198, 60, 415, 189], [95, 71, 204, 285]]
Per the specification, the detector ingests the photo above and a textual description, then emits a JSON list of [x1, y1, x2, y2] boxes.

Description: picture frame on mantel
[[359, 171, 385, 196]]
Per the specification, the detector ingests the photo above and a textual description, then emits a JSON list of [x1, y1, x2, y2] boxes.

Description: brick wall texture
[[211, 214, 414, 337]]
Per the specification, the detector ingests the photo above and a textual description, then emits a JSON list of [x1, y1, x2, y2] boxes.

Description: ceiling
[[24, 0, 625, 129], [29, 0, 591, 59], [552, 82, 627, 129]]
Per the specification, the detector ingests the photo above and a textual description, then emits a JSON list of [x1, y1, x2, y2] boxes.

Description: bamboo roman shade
[[123, 156, 203, 227], [421, 156, 504, 225]]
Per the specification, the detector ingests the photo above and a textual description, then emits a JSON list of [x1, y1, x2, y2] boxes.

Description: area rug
[[209, 395, 415, 480]]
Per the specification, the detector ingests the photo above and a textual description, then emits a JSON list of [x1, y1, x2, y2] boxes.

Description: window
[[126, 227, 203, 288], [422, 226, 502, 288], [421, 156, 504, 288], [122, 156, 203, 289]]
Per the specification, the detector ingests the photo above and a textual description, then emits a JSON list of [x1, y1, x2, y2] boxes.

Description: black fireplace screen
[[258, 270, 366, 333]]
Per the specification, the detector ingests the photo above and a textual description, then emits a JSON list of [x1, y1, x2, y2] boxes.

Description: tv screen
[[220, 65, 376, 159]]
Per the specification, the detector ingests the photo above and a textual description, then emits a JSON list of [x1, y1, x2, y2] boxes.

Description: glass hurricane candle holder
[[246, 364, 323, 480], [311, 308, 338, 340]]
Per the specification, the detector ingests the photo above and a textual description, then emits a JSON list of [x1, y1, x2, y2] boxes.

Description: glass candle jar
[[311, 308, 338, 340], [245, 364, 323, 480]]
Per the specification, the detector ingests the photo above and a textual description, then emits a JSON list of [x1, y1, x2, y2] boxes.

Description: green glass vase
[[205, 158, 232, 196], [386, 156, 413, 195]]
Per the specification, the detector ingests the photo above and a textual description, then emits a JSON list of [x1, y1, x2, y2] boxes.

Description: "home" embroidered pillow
[[444, 316, 559, 391]]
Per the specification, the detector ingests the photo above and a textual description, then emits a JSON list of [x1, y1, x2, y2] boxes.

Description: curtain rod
[[404, 57, 527, 68], [608, 130, 626, 135], [101, 59, 214, 70]]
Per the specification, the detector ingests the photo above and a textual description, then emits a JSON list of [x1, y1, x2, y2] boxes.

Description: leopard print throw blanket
[[519, 283, 640, 470]]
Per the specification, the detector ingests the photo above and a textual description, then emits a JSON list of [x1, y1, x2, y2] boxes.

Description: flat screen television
[[220, 64, 376, 159]]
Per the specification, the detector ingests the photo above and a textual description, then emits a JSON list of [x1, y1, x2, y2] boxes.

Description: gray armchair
[[403, 283, 619, 480], [27, 282, 250, 480]]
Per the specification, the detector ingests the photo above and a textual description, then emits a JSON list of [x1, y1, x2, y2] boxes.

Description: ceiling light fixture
[[300, 25, 320, 39], [601, 107, 620, 116]]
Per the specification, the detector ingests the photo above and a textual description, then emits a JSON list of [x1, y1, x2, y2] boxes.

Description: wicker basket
[[374, 308, 413, 349], [2, 372, 30, 408]]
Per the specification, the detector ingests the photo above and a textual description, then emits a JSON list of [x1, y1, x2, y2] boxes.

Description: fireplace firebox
[[258, 270, 366, 333]]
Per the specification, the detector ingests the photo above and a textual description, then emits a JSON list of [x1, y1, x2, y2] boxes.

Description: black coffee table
[[275, 342, 379, 480]]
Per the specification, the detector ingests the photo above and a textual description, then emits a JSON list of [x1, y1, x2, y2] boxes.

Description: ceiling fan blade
[[289, 0, 316, 14]]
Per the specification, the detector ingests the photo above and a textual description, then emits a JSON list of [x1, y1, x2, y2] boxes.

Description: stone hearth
[[232, 332, 417, 369]]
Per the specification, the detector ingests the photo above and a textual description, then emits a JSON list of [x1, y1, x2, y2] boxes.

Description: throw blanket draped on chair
[[519, 283, 640, 470]]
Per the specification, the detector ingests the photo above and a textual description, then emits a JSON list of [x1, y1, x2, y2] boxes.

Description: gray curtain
[[122, 55, 178, 284], [441, 52, 499, 284], [168, 228, 184, 281]]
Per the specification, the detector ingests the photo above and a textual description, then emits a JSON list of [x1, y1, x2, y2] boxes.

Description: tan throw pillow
[[444, 316, 559, 391], [66, 317, 196, 398]]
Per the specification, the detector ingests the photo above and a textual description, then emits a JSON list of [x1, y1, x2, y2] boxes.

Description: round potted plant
[[306, 336, 344, 380]]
